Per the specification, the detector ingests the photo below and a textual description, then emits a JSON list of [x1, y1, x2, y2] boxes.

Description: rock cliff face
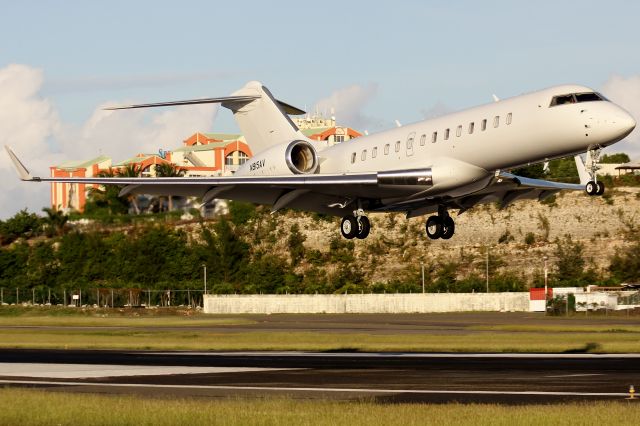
[[265, 187, 640, 283]]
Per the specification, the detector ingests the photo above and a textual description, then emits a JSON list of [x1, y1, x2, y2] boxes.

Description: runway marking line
[[0, 379, 628, 398], [544, 374, 604, 378]]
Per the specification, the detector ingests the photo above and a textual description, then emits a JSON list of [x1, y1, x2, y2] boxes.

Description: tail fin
[[224, 81, 307, 153], [104, 81, 307, 155]]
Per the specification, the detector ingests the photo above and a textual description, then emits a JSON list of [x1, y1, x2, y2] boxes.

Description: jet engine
[[243, 140, 320, 175]]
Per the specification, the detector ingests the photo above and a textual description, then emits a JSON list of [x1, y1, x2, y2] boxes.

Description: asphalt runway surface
[[1, 349, 639, 404]]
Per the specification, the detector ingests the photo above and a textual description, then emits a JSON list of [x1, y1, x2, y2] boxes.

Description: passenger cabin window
[[372, 147, 377, 158], [384, 144, 390, 155], [456, 125, 462, 137], [493, 116, 500, 128], [407, 136, 414, 149], [432, 131, 437, 143], [445, 128, 450, 140], [351, 152, 356, 163], [481, 119, 487, 131], [506, 113, 512, 125], [469, 122, 474, 134], [395, 141, 401, 152], [420, 134, 426, 146], [550, 92, 606, 107], [361, 150, 367, 161]]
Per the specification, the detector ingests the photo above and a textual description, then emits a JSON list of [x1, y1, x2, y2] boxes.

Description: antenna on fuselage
[[492, 94, 500, 102], [394, 119, 402, 127]]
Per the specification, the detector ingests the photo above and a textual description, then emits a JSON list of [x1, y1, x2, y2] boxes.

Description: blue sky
[[1, 0, 640, 217]]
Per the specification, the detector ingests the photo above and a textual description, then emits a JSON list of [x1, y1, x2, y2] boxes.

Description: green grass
[[0, 388, 638, 426], [1, 328, 639, 352]]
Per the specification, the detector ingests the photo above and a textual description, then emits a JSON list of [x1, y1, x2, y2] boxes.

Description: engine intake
[[285, 140, 318, 174]]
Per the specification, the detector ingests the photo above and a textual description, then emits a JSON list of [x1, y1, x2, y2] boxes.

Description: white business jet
[[5, 81, 636, 240]]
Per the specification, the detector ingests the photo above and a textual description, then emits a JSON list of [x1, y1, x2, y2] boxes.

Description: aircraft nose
[[621, 112, 637, 133]]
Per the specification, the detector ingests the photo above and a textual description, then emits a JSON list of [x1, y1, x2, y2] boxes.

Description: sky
[[1, 0, 640, 219]]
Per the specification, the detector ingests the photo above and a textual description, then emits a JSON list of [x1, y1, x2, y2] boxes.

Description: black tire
[[340, 215, 358, 239], [356, 216, 370, 239], [426, 216, 443, 239], [585, 181, 597, 196], [441, 216, 455, 240], [596, 181, 605, 195]]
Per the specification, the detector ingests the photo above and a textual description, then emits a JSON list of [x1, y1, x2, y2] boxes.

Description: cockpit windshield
[[550, 92, 607, 107]]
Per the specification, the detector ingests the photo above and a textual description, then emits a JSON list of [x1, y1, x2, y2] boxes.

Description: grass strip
[[1, 329, 639, 352], [0, 316, 254, 327], [0, 388, 638, 426]]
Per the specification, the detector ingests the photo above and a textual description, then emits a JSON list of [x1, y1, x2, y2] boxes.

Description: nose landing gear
[[584, 148, 605, 197]]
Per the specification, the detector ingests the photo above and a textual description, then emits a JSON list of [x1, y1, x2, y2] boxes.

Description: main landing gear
[[425, 206, 455, 240], [584, 147, 605, 197], [341, 209, 370, 240]]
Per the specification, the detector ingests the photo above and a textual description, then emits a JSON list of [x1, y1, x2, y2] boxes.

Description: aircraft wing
[[386, 170, 585, 218]]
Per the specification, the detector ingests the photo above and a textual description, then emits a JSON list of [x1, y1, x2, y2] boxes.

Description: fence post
[[48, 288, 51, 305], [148, 289, 151, 307], [63, 289, 66, 306], [1, 288, 3, 305], [32, 288, 35, 305], [111, 289, 114, 308], [16, 288, 19, 304]]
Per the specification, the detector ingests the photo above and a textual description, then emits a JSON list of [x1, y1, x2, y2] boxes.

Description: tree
[[609, 240, 640, 283], [84, 168, 129, 217], [512, 163, 545, 179], [116, 164, 142, 214], [601, 153, 630, 164], [154, 163, 184, 211], [553, 235, 586, 286], [287, 223, 306, 266], [0, 209, 42, 245], [42, 207, 68, 237]]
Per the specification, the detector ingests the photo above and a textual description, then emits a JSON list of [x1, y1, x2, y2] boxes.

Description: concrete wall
[[204, 292, 530, 314]]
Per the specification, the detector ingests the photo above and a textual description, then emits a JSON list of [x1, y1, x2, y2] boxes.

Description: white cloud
[[0, 64, 218, 220], [601, 75, 640, 159], [312, 83, 384, 131]]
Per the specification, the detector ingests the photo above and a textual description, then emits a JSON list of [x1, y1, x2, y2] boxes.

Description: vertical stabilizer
[[223, 81, 307, 154]]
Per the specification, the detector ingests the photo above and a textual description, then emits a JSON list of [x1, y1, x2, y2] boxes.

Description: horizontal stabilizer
[[104, 96, 305, 115], [104, 95, 259, 110]]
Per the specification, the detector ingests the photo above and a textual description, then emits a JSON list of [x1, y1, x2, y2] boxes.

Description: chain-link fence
[[0, 287, 206, 308]]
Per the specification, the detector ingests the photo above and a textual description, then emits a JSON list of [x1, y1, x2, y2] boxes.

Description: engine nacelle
[[242, 140, 319, 176]]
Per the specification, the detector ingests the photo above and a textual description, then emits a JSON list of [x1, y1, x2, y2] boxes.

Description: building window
[[384, 144, 390, 155], [445, 129, 450, 140], [506, 113, 512, 125], [456, 125, 462, 137], [372, 147, 377, 158], [432, 131, 437, 143], [361, 150, 367, 161], [481, 119, 487, 131], [494, 116, 500, 128], [420, 134, 426, 146], [468, 122, 474, 134], [225, 151, 249, 166], [395, 141, 401, 152], [335, 135, 345, 143], [351, 152, 356, 163]]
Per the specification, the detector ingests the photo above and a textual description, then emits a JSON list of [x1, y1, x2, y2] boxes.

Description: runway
[[1, 349, 639, 404]]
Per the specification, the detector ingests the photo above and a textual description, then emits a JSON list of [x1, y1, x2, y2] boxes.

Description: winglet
[[4, 146, 34, 181]]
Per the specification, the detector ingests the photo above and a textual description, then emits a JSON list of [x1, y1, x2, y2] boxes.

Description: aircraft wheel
[[596, 181, 605, 195], [340, 215, 358, 239], [356, 216, 370, 239], [426, 216, 443, 239], [441, 216, 455, 240], [585, 181, 597, 196]]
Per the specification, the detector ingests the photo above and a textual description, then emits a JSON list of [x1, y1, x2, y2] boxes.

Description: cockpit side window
[[550, 94, 576, 107], [550, 92, 606, 107]]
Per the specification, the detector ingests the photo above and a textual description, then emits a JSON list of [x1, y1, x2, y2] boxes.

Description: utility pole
[[543, 255, 549, 309], [421, 262, 425, 294], [203, 264, 207, 295], [486, 246, 490, 293]]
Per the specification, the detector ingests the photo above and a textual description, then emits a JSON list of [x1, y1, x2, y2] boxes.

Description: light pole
[[543, 255, 549, 306], [202, 264, 207, 295]]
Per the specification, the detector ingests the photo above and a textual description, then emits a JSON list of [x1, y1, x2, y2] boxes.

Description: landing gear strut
[[426, 206, 455, 240], [341, 208, 370, 240], [584, 147, 605, 196]]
